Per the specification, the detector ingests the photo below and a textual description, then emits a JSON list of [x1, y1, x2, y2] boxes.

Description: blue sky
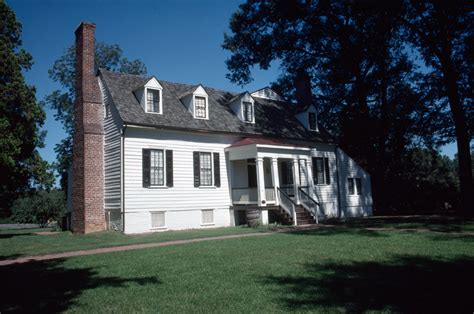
[[9, 0, 458, 171]]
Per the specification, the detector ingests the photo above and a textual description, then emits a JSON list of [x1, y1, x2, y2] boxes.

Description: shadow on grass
[[324, 216, 474, 233], [288, 226, 389, 238], [262, 255, 474, 313], [0, 259, 161, 312]]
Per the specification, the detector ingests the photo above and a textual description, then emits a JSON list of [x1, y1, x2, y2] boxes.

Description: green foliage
[[223, 0, 471, 212], [45, 42, 147, 191], [11, 190, 66, 227], [0, 1, 53, 215]]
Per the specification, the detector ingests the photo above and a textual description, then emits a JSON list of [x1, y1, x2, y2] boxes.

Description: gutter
[[335, 146, 342, 218], [121, 124, 127, 233]]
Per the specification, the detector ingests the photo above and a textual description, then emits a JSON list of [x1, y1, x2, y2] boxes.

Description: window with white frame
[[146, 89, 161, 113], [151, 211, 165, 228], [194, 96, 207, 118], [312, 157, 330, 185], [201, 209, 214, 225], [348, 178, 362, 195], [242, 101, 253, 122], [150, 149, 165, 186], [199, 152, 213, 186]]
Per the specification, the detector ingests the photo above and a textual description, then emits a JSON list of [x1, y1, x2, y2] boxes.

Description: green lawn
[[0, 226, 267, 259], [1, 218, 473, 313]]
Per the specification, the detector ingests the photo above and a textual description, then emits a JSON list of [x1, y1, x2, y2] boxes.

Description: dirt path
[[0, 232, 273, 266]]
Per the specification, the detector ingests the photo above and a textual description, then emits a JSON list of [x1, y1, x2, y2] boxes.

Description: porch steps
[[274, 205, 317, 225]]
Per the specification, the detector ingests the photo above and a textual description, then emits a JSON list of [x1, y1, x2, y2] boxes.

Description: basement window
[[201, 209, 214, 225], [151, 211, 166, 228]]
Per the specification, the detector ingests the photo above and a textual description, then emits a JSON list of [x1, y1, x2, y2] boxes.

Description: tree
[[403, 0, 473, 214], [45, 43, 147, 191], [11, 190, 66, 227], [223, 0, 449, 212], [0, 1, 53, 216]]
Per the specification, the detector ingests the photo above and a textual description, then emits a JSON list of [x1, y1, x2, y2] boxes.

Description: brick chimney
[[71, 22, 105, 234], [295, 68, 312, 111]]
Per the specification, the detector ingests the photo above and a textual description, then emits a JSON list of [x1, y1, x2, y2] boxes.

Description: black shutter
[[166, 150, 173, 187], [324, 158, 330, 184], [213, 152, 220, 187], [143, 149, 150, 188], [193, 151, 200, 187], [312, 157, 318, 185]]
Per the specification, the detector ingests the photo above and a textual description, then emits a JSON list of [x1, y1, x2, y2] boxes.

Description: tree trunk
[[440, 55, 473, 214]]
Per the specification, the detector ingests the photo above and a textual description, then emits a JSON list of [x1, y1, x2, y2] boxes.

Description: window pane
[[348, 178, 355, 195], [195, 96, 207, 118], [316, 158, 325, 184], [202, 209, 214, 224], [243, 101, 253, 122], [200, 152, 212, 186], [151, 212, 165, 228], [147, 90, 160, 113], [356, 178, 362, 195], [150, 150, 164, 186]]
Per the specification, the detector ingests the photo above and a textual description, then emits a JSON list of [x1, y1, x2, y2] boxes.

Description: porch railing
[[265, 188, 276, 203], [232, 188, 257, 204], [298, 187, 320, 224], [277, 187, 297, 225]]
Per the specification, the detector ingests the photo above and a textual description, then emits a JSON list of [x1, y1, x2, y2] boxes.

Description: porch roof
[[228, 137, 312, 149]]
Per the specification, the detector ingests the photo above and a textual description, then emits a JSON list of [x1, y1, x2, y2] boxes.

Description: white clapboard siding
[[123, 128, 239, 233], [101, 78, 123, 213], [336, 147, 373, 217]]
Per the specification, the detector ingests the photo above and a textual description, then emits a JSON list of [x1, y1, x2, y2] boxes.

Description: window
[[348, 178, 362, 195], [150, 150, 165, 186], [146, 89, 160, 113], [309, 112, 317, 130], [194, 96, 207, 118], [312, 157, 330, 185], [193, 151, 221, 187], [348, 178, 355, 195], [143, 149, 173, 188], [243, 101, 253, 122], [151, 211, 165, 228], [199, 152, 213, 186], [202, 209, 214, 225], [356, 178, 362, 195], [299, 159, 308, 187]]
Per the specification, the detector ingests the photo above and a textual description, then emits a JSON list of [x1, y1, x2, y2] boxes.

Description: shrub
[[11, 190, 66, 227]]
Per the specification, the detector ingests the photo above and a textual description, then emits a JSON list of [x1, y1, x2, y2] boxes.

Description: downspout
[[335, 146, 342, 218], [121, 124, 127, 233]]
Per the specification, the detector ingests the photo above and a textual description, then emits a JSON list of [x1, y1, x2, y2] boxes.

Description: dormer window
[[308, 112, 317, 131], [243, 101, 254, 123], [194, 96, 207, 119], [147, 89, 161, 113]]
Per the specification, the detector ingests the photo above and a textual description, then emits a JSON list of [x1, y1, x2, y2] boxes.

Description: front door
[[278, 160, 294, 197]]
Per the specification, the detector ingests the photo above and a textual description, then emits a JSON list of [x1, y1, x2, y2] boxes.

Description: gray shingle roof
[[99, 69, 335, 143]]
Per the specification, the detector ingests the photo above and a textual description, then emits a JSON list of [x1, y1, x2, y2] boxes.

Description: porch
[[226, 138, 322, 225]]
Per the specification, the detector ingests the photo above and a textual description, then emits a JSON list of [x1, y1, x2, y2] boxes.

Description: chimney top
[[75, 21, 96, 35]]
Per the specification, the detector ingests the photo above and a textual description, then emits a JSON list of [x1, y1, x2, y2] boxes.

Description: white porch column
[[256, 157, 267, 207], [271, 157, 280, 205], [292, 159, 301, 204], [256, 157, 267, 224], [307, 157, 316, 199]]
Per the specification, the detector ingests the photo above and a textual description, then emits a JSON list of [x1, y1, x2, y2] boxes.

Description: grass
[[1, 217, 473, 313], [0, 226, 268, 259]]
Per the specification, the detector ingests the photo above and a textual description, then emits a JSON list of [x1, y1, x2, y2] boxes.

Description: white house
[[69, 22, 373, 234]]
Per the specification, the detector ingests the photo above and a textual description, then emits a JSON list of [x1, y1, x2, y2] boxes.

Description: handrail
[[298, 187, 320, 224], [277, 187, 297, 225]]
